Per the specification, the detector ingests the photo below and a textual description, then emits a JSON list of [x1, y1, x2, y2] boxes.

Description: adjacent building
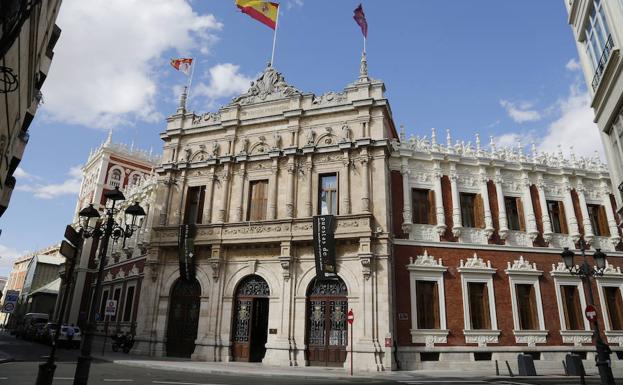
[[0, 0, 62, 216], [564, 0, 623, 215]]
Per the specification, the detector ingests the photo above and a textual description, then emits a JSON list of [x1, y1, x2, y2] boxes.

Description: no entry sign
[[347, 309, 354, 325], [585, 304, 598, 322]]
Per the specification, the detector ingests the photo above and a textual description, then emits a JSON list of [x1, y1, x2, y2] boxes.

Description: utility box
[[565, 354, 585, 376], [517, 354, 537, 376]]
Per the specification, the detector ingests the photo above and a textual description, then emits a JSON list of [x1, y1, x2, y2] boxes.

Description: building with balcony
[[0, 0, 62, 216], [132, 59, 396, 371], [564, 0, 623, 216], [391, 130, 623, 370]]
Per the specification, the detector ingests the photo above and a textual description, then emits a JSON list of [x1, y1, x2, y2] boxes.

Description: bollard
[[505, 360, 514, 377]]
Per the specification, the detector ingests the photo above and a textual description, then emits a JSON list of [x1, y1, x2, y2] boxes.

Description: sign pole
[[347, 308, 354, 376], [102, 315, 108, 355]]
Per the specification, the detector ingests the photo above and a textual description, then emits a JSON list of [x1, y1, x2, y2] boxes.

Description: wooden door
[[306, 278, 348, 367], [166, 278, 201, 357], [231, 275, 270, 362]]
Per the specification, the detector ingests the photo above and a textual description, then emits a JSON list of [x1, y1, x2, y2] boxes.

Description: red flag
[[170, 58, 193, 75], [353, 4, 368, 38]]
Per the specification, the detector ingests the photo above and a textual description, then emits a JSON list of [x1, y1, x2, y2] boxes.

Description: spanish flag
[[236, 0, 279, 30]]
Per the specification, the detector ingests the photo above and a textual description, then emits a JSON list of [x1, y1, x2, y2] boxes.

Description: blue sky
[[0, 0, 600, 275]]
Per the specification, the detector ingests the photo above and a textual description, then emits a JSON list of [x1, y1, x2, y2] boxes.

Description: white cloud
[[193, 63, 254, 105], [499, 100, 542, 123], [42, 0, 222, 129], [0, 244, 24, 275], [13, 167, 40, 181], [566, 58, 581, 72], [16, 166, 83, 199], [286, 0, 304, 9]]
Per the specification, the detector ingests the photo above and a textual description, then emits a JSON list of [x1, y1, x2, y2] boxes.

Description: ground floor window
[[468, 282, 491, 330], [416, 280, 439, 329], [516, 284, 538, 330], [604, 286, 623, 330], [561, 285, 584, 330]]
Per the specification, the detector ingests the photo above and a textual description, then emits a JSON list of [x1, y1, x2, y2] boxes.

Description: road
[[0, 332, 614, 384]]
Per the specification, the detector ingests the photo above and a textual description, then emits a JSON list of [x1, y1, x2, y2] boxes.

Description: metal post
[[74, 204, 115, 385], [102, 316, 108, 355], [579, 240, 615, 385], [350, 321, 353, 376], [35, 235, 82, 385]]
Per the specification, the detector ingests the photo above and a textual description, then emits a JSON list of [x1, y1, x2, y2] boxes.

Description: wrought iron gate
[[306, 277, 348, 366], [231, 275, 270, 362]]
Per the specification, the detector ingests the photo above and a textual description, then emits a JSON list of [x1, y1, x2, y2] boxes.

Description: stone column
[[450, 164, 462, 237], [494, 169, 509, 239], [601, 181, 622, 245], [521, 172, 539, 241], [401, 163, 412, 233], [202, 170, 215, 224], [340, 150, 351, 215], [479, 167, 494, 239], [305, 154, 313, 217], [217, 163, 231, 223], [562, 176, 581, 242], [576, 179, 594, 243], [536, 175, 553, 242], [285, 156, 295, 218], [433, 162, 446, 236], [360, 149, 370, 213], [232, 163, 246, 222], [268, 157, 278, 220]]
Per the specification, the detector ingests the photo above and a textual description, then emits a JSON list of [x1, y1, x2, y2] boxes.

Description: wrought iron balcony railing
[[592, 34, 615, 91]]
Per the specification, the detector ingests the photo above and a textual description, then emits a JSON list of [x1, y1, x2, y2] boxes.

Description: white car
[[48, 324, 81, 348]]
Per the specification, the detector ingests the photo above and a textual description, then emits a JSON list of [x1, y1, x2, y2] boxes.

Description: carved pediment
[[231, 65, 301, 105]]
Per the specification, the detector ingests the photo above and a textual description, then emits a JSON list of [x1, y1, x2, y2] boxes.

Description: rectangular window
[[468, 282, 491, 330], [99, 289, 109, 321], [319, 174, 338, 215], [416, 281, 439, 329], [561, 285, 584, 330], [460, 193, 476, 228], [111, 288, 121, 322], [412, 189, 436, 225], [547, 200, 568, 234], [123, 286, 135, 322], [184, 186, 206, 224], [505, 197, 524, 231], [604, 286, 623, 330], [516, 284, 538, 330], [247, 180, 268, 221], [587, 204, 610, 236]]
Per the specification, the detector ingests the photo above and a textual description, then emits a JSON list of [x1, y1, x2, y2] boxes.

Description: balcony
[[592, 34, 615, 91]]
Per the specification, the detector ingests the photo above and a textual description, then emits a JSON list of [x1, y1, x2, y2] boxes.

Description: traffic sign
[[347, 309, 354, 325], [585, 304, 598, 322], [1, 290, 19, 313], [60, 240, 77, 260], [64, 225, 81, 247], [104, 299, 117, 316]]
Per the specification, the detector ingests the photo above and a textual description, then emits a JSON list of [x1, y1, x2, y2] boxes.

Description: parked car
[[48, 324, 81, 348], [17, 313, 49, 340]]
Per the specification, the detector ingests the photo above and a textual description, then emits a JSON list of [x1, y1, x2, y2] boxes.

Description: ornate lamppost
[[561, 241, 615, 385], [72, 187, 145, 385]]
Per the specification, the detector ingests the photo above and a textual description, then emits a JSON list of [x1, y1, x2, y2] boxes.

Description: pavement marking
[[399, 382, 488, 385], [53, 378, 74, 381], [104, 380, 135, 383], [152, 382, 223, 385]]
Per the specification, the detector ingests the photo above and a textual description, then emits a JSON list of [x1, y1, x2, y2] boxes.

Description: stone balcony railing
[[548, 233, 576, 249], [591, 236, 616, 252], [505, 230, 533, 247], [151, 213, 374, 247], [459, 228, 488, 245], [408, 224, 439, 242]]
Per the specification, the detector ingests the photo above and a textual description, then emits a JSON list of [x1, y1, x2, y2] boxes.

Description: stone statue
[[240, 137, 249, 155], [272, 131, 281, 149], [305, 129, 315, 146], [340, 123, 351, 142], [210, 141, 219, 158]]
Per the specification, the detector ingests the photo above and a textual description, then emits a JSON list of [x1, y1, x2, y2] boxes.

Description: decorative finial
[[531, 142, 537, 161], [359, 51, 369, 81], [475, 133, 481, 153], [399, 124, 406, 142], [105, 129, 113, 146], [446, 129, 452, 147], [177, 86, 188, 113], [431, 128, 437, 146], [490, 136, 496, 155]]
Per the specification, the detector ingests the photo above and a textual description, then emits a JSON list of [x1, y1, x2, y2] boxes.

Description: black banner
[[313, 215, 337, 279], [178, 224, 196, 280]]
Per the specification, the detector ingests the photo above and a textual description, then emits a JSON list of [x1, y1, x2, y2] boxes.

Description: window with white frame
[[108, 168, 122, 188], [585, 0, 612, 72], [596, 264, 623, 336], [122, 284, 136, 322], [406, 250, 449, 346], [505, 256, 548, 346], [458, 254, 500, 346], [550, 262, 593, 346]]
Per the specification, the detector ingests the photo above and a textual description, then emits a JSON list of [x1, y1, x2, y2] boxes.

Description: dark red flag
[[353, 4, 368, 38]]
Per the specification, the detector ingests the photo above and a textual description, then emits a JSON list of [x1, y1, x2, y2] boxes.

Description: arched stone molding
[[295, 262, 360, 299], [315, 132, 338, 147], [223, 263, 280, 299], [249, 139, 269, 155], [127, 171, 144, 188], [161, 265, 212, 299], [107, 165, 125, 187], [190, 150, 209, 162]]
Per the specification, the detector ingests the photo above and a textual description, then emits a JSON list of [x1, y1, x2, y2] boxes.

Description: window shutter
[[197, 186, 206, 224], [517, 198, 526, 231], [433, 281, 440, 329], [598, 205, 610, 237], [558, 201, 569, 234], [474, 194, 485, 229], [483, 284, 491, 329], [428, 190, 437, 225]]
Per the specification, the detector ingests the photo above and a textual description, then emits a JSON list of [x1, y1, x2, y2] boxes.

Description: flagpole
[[363, 36, 366, 54], [270, 5, 280, 66], [186, 60, 196, 105]]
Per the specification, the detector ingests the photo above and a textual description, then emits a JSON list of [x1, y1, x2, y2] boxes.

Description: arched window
[[131, 174, 141, 187], [109, 169, 122, 188]]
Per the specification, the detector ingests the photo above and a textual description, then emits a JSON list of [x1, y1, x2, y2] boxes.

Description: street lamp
[[561, 241, 615, 385], [71, 187, 145, 385]]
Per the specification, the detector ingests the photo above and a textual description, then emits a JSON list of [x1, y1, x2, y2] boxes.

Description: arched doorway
[[166, 278, 201, 357], [231, 275, 270, 362], [306, 277, 348, 366]]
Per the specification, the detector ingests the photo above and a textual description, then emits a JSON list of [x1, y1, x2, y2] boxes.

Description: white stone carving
[[591, 236, 616, 252], [549, 233, 575, 249], [410, 330, 449, 347], [409, 224, 439, 242], [459, 228, 488, 245], [513, 330, 548, 347], [459, 253, 493, 270], [561, 331, 593, 347], [505, 230, 533, 247], [464, 330, 500, 347], [407, 250, 445, 270], [506, 256, 540, 273], [231, 65, 301, 105]]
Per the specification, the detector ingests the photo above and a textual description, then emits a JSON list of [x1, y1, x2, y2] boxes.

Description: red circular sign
[[347, 309, 354, 325], [585, 304, 598, 322]]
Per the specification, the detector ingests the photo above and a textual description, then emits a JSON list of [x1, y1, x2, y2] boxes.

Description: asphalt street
[[0, 332, 615, 385]]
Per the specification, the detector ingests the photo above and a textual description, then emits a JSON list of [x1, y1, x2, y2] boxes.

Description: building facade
[[565, 0, 623, 214], [66, 133, 159, 330], [0, 0, 62, 216], [391, 130, 623, 370], [133, 59, 397, 371]]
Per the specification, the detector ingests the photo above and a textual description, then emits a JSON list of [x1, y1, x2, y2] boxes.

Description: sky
[[0, 0, 601, 276]]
